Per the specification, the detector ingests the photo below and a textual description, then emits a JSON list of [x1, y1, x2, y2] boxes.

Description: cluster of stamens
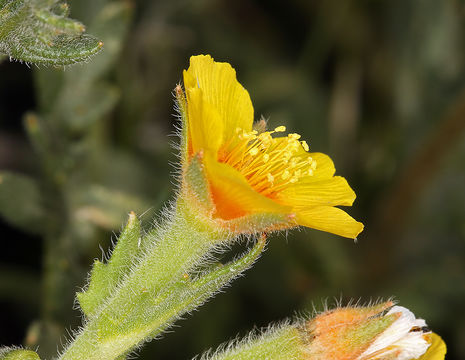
[[220, 126, 317, 197]]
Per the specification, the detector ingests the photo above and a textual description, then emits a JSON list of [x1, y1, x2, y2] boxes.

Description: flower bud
[[302, 301, 444, 360]]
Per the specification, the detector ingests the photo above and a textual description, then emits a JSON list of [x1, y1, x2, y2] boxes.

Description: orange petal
[[278, 176, 356, 208], [183, 55, 253, 142], [296, 206, 364, 239], [203, 152, 290, 220]]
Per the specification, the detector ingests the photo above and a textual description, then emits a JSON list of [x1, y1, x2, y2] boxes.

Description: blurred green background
[[1, 0, 464, 359]]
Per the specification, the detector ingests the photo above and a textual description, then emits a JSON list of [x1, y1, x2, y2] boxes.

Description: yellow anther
[[292, 142, 301, 151], [249, 147, 259, 156], [243, 132, 257, 140], [258, 132, 272, 143], [301, 140, 309, 152], [288, 133, 301, 140], [229, 122, 316, 191]]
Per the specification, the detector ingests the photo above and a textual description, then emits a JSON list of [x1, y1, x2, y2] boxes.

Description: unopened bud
[[302, 301, 444, 360], [196, 302, 446, 360]]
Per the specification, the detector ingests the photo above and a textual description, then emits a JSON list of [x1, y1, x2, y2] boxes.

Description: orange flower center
[[218, 126, 317, 198]]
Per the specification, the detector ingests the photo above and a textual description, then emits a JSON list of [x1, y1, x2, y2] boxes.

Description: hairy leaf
[[0, 0, 103, 65], [77, 212, 141, 318]]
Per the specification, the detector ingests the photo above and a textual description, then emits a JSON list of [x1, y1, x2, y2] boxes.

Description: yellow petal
[[183, 55, 253, 142], [186, 87, 224, 154], [296, 206, 364, 239], [278, 176, 356, 208], [203, 151, 290, 220], [418, 333, 447, 360], [308, 152, 336, 180]]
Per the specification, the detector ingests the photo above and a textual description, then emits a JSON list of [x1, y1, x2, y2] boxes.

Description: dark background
[[1, 0, 464, 359]]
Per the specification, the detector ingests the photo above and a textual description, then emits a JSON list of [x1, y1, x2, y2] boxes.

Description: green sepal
[[77, 212, 141, 318], [0, 171, 45, 234], [184, 154, 294, 235], [0, 348, 41, 360], [197, 324, 303, 360], [0, 1, 103, 66], [341, 313, 398, 354], [184, 152, 214, 212], [175, 84, 189, 165]]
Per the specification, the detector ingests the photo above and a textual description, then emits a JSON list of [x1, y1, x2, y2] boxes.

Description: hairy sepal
[[197, 322, 303, 360], [184, 152, 215, 213], [183, 152, 295, 235]]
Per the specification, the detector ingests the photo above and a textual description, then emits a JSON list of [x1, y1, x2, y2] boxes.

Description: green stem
[[59, 200, 233, 360]]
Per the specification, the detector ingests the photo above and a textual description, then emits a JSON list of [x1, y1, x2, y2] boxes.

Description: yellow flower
[[180, 54, 363, 238]]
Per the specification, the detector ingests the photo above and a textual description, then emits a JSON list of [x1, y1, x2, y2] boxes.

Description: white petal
[[393, 332, 431, 360], [358, 306, 430, 360]]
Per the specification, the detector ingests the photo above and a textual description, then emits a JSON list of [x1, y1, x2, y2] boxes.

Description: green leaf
[[77, 212, 141, 318], [0, 1, 103, 65], [34, 1, 133, 128], [68, 1, 133, 86], [0, 348, 41, 360], [0, 171, 45, 233]]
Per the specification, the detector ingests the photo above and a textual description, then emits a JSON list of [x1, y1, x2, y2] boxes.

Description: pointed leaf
[[77, 212, 141, 318]]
